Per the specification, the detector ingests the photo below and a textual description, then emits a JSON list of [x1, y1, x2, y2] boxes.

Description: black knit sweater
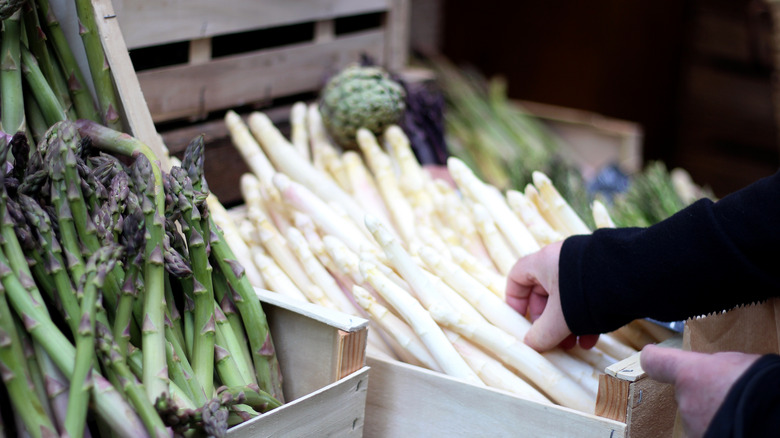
[[559, 169, 780, 437]]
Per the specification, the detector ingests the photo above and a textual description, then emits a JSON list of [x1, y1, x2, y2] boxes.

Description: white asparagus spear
[[342, 150, 394, 229], [352, 285, 441, 371], [525, 183, 569, 237], [365, 214, 445, 311], [385, 125, 435, 226], [248, 111, 370, 234], [419, 245, 599, 395], [360, 260, 482, 384], [273, 172, 374, 256], [429, 302, 594, 412], [444, 330, 552, 405], [251, 248, 308, 302], [591, 199, 617, 229], [448, 157, 540, 257], [290, 102, 310, 161], [357, 128, 417, 242], [206, 193, 265, 288], [506, 189, 563, 245], [226, 110, 276, 188], [449, 246, 506, 299], [470, 202, 516, 275], [532, 171, 591, 236], [285, 227, 360, 314]]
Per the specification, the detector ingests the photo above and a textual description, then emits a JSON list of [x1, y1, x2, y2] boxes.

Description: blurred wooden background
[[413, 0, 779, 197]]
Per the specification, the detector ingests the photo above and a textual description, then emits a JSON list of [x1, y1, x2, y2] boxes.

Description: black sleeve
[[558, 170, 780, 336], [704, 354, 780, 438]]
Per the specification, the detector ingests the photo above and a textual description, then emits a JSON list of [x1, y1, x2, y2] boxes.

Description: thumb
[[524, 303, 570, 352], [640, 344, 687, 384]]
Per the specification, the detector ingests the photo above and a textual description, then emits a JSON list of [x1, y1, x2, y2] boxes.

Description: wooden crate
[[109, 0, 410, 125], [364, 344, 677, 438], [228, 288, 370, 437]]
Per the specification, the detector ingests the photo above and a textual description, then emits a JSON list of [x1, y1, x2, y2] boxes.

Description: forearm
[[559, 170, 780, 335]]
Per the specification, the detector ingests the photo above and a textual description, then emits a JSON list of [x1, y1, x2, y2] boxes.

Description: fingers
[[640, 344, 688, 384], [578, 334, 600, 350], [524, 294, 570, 352]]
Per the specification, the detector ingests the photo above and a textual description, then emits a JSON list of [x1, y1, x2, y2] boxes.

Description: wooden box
[[364, 346, 676, 438], [228, 289, 370, 437]]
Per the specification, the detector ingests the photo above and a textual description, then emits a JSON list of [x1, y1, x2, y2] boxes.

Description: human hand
[[505, 241, 598, 351], [640, 344, 761, 438]]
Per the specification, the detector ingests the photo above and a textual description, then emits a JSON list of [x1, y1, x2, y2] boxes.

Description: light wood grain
[[137, 30, 386, 123], [112, 0, 390, 49], [92, 0, 171, 168], [595, 374, 630, 423], [364, 355, 626, 438], [227, 367, 369, 437]]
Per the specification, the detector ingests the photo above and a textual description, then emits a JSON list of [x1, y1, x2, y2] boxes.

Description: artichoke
[[319, 64, 406, 149]]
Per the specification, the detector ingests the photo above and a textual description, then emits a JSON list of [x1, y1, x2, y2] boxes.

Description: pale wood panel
[[227, 367, 369, 437], [364, 356, 626, 438], [92, 0, 171, 169], [137, 30, 386, 123], [112, 0, 391, 49], [595, 374, 630, 423], [257, 288, 368, 401]]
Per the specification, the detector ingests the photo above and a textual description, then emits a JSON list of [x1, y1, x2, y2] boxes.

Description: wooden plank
[[385, 0, 410, 71], [112, 0, 391, 49], [137, 30, 386, 123], [91, 0, 171, 169], [595, 374, 630, 423], [625, 376, 676, 438], [257, 288, 368, 400], [364, 356, 626, 438], [227, 366, 369, 437]]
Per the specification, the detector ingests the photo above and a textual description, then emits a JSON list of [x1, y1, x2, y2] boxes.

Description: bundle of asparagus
[[0, 120, 284, 437], [223, 104, 643, 414]]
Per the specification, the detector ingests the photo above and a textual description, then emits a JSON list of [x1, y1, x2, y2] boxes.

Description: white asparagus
[[449, 246, 506, 299], [226, 110, 276, 188], [364, 214, 445, 310], [420, 245, 599, 396], [353, 285, 441, 371], [273, 172, 374, 256], [248, 111, 370, 234], [286, 227, 360, 314], [591, 199, 617, 229], [429, 302, 594, 412], [360, 260, 482, 384], [525, 183, 570, 237], [342, 150, 394, 228], [290, 101, 310, 161], [385, 125, 435, 226], [506, 189, 563, 245], [206, 193, 265, 288], [470, 202, 516, 275], [448, 157, 540, 257], [445, 330, 552, 405], [532, 171, 591, 236], [251, 248, 308, 302], [357, 128, 417, 242]]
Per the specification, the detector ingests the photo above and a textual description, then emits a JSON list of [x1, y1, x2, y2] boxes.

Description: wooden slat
[[256, 288, 368, 400], [137, 30, 386, 123], [595, 374, 630, 423], [385, 0, 410, 71], [364, 356, 626, 438], [227, 367, 369, 437], [625, 377, 676, 438], [112, 0, 390, 49], [91, 0, 171, 169]]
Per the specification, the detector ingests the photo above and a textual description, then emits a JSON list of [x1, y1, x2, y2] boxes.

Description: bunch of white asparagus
[[214, 102, 641, 413]]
